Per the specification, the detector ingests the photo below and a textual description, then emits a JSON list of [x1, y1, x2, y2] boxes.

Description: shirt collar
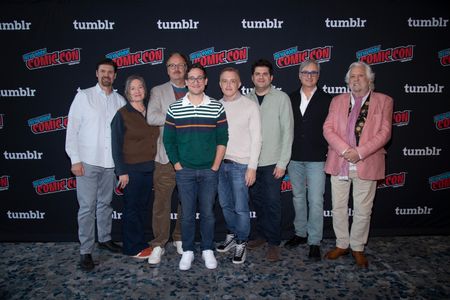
[[181, 92, 211, 107], [95, 83, 117, 96], [300, 87, 317, 101]]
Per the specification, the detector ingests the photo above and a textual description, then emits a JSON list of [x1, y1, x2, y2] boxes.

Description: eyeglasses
[[300, 71, 319, 77], [186, 76, 206, 83], [167, 63, 187, 69]]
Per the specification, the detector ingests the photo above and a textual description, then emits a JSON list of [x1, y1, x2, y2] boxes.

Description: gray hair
[[345, 61, 375, 91], [124, 75, 147, 101], [299, 59, 320, 73]]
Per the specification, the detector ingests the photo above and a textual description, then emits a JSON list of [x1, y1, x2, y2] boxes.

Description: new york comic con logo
[[22, 48, 81, 70], [438, 48, 450, 66], [429, 171, 450, 191], [189, 47, 249, 67], [377, 172, 406, 188], [105, 48, 164, 69], [273, 46, 332, 68], [281, 174, 292, 192], [32, 175, 76, 195], [434, 111, 450, 130], [27, 114, 68, 134], [356, 45, 414, 65], [0, 175, 9, 191], [393, 110, 411, 127]]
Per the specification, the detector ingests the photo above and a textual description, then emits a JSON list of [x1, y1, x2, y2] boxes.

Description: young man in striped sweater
[[163, 63, 228, 270]]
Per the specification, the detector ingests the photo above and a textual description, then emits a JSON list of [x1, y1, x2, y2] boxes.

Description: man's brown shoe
[[324, 247, 350, 260], [247, 239, 266, 250], [352, 251, 368, 268], [266, 245, 281, 262]]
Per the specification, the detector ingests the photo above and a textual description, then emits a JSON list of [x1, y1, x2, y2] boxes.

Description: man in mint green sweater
[[163, 63, 228, 271]]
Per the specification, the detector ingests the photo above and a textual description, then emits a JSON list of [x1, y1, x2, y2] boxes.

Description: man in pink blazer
[[323, 61, 393, 268]]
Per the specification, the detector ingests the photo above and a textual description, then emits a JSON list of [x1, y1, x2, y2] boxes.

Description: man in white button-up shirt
[[65, 58, 126, 271]]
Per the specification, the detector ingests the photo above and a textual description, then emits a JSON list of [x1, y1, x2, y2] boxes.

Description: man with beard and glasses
[[66, 58, 126, 271]]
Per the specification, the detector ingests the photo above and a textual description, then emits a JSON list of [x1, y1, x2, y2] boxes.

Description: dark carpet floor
[[1, 236, 450, 299]]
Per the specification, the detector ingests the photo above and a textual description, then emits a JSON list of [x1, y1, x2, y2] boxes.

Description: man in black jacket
[[284, 59, 331, 261]]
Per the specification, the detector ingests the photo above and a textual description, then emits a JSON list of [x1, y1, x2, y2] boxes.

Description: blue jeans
[[287, 161, 325, 245], [175, 167, 218, 252], [218, 161, 250, 241], [249, 164, 282, 246], [122, 170, 153, 255]]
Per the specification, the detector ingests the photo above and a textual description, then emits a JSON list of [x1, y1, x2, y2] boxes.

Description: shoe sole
[[216, 244, 236, 253]]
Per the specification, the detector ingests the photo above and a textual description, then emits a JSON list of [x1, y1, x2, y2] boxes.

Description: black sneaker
[[216, 234, 236, 253], [232, 241, 247, 264], [80, 254, 94, 271], [308, 245, 321, 261], [284, 235, 307, 250]]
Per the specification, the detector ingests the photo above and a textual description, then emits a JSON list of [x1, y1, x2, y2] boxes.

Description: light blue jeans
[[287, 161, 325, 246]]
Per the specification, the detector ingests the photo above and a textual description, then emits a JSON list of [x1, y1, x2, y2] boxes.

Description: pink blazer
[[323, 92, 393, 180]]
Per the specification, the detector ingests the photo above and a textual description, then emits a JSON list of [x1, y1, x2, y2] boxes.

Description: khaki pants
[[330, 170, 377, 251], [150, 162, 182, 247]]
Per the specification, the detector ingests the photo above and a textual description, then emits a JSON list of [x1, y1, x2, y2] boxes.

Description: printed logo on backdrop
[[403, 147, 442, 156], [241, 19, 284, 29], [32, 176, 76, 195], [408, 17, 448, 27], [106, 48, 164, 69], [377, 172, 406, 189], [356, 45, 414, 65], [0, 20, 31, 30], [27, 114, 68, 134], [429, 171, 450, 191], [73, 20, 115, 30], [273, 46, 332, 68], [438, 48, 450, 66], [240, 85, 282, 96], [404, 84, 444, 93], [22, 48, 81, 70], [0, 114, 4, 129], [0, 87, 36, 98], [157, 19, 199, 29], [189, 47, 249, 68], [0, 175, 9, 191], [325, 18, 367, 28], [395, 206, 433, 216], [434, 111, 450, 130], [281, 174, 292, 192], [7, 210, 45, 219], [3, 150, 43, 160], [322, 85, 350, 95], [393, 110, 411, 127]]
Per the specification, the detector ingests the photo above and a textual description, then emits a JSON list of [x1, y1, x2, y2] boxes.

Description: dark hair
[[166, 52, 189, 66], [251, 58, 273, 75], [96, 58, 118, 73], [186, 62, 207, 79]]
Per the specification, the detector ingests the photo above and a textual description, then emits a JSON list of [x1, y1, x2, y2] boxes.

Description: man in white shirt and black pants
[[65, 58, 126, 271]]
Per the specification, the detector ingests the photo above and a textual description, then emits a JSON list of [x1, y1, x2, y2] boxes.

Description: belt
[[223, 159, 235, 164]]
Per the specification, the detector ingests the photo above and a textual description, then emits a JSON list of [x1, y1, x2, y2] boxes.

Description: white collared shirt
[[299, 87, 317, 116], [181, 92, 211, 107], [65, 83, 126, 168]]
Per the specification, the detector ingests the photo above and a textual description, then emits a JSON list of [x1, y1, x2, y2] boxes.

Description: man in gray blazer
[[146, 52, 189, 264]]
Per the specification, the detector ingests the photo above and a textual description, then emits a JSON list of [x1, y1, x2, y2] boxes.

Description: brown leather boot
[[266, 245, 281, 262], [324, 247, 350, 260], [352, 251, 369, 268], [247, 239, 266, 250]]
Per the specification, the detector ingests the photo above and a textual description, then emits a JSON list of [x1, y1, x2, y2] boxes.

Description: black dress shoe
[[98, 240, 122, 253], [284, 235, 307, 249], [308, 245, 321, 261], [80, 254, 94, 271]]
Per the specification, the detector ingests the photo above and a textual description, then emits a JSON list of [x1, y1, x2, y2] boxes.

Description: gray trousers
[[76, 162, 115, 254]]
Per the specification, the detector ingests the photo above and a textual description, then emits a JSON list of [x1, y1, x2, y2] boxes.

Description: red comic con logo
[[356, 45, 414, 65], [393, 110, 411, 127], [273, 46, 332, 68], [189, 47, 249, 67], [32, 176, 76, 195], [429, 171, 450, 191], [434, 112, 450, 130], [27, 114, 68, 134], [106, 48, 164, 69], [438, 48, 450, 66], [0, 175, 10, 191], [22, 48, 81, 70], [281, 174, 292, 192], [377, 172, 406, 189], [0, 114, 4, 129]]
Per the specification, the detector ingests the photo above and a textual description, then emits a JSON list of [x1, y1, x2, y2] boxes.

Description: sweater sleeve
[[248, 102, 262, 170], [276, 93, 294, 169], [162, 106, 179, 164], [111, 111, 127, 176], [215, 103, 229, 146]]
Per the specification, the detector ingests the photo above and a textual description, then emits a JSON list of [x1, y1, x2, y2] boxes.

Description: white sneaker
[[173, 241, 183, 255], [148, 246, 165, 264], [179, 251, 194, 270], [201, 250, 217, 269]]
